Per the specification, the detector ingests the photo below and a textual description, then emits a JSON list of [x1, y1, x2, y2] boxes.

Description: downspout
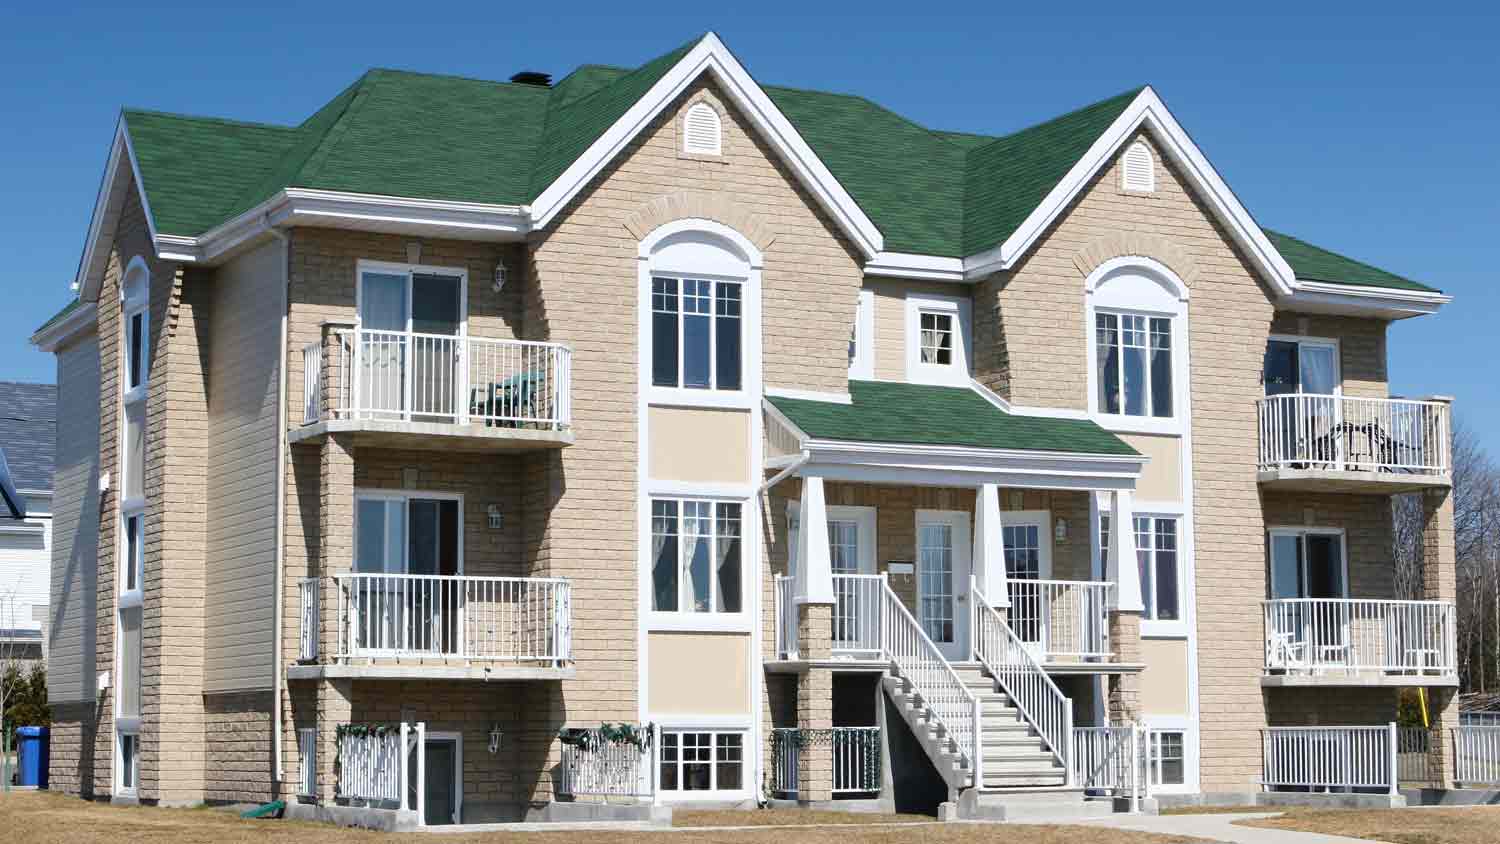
[[267, 216, 290, 785]]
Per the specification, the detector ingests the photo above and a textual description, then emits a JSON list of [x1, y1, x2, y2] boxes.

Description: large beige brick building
[[32, 32, 1461, 825]]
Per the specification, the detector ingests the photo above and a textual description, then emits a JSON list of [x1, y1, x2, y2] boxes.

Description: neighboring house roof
[[0, 382, 57, 492], [768, 381, 1138, 456], [100, 33, 1433, 295]]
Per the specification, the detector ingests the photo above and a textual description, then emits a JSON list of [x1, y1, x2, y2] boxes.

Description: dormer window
[[683, 102, 722, 156], [1122, 141, 1154, 192], [919, 312, 953, 365], [904, 292, 971, 386]]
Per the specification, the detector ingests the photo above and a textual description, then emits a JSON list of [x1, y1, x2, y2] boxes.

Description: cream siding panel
[[647, 632, 751, 716], [48, 336, 100, 703], [648, 407, 750, 483], [1119, 434, 1182, 502], [0, 493, 51, 633], [202, 240, 283, 692], [1139, 637, 1190, 716]]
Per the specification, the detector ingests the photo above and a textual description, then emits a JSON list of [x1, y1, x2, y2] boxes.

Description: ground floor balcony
[[293, 326, 573, 452], [291, 573, 573, 681], [1260, 598, 1456, 687], [1256, 393, 1451, 493]]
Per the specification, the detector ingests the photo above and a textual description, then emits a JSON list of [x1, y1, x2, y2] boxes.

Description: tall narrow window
[[651, 277, 742, 391], [124, 515, 142, 593], [651, 498, 743, 614], [128, 311, 146, 390], [1096, 311, 1173, 418], [1134, 516, 1179, 621]]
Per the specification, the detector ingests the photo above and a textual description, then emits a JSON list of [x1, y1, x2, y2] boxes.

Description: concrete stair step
[[982, 773, 1068, 788], [982, 750, 1056, 766]]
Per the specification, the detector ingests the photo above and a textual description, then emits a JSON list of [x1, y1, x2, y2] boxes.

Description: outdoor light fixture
[[493, 262, 508, 294], [488, 505, 503, 531], [1054, 518, 1068, 543], [488, 725, 503, 755]]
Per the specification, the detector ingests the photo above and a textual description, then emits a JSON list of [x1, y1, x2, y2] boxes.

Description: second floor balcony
[[1256, 393, 1451, 492], [293, 327, 574, 453], [1261, 597, 1456, 687]]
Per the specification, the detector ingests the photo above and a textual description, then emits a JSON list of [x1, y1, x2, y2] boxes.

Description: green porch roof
[[113, 34, 1429, 293], [768, 381, 1139, 457]]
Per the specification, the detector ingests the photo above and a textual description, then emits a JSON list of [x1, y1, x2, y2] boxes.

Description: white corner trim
[[75, 121, 158, 303], [764, 387, 852, 405], [1008, 404, 1090, 420], [530, 33, 883, 258], [31, 301, 98, 351]]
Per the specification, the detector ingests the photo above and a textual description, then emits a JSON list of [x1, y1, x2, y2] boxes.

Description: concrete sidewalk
[[1070, 812, 1385, 844]]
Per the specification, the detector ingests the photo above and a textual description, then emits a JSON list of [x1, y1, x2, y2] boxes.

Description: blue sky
[[3, 3, 1496, 448]]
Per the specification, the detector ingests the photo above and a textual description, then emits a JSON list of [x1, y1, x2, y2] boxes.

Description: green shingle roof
[[769, 381, 1139, 456], [114, 34, 1428, 293], [1265, 229, 1439, 293]]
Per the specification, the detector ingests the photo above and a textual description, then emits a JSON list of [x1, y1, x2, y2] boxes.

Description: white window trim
[[1266, 525, 1350, 600], [114, 727, 140, 798], [120, 255, 150, 406], [119, 511, 143, 604], [654, 724, 752, 801], [787, 502, 877, 577], [904, 292, 971, 385], [1084, 257, 1189, 436], [351, 488, 465, 575], [1265, 334, 1343, 396], [848, 289, 874, 380], [354, 259, 470, 337], [1142, 716, 1196, 794], [639, 220, 762, 410], [1134, 511, 1185, 637], [647, 493, 748, 626], [650, 274, 745, 394]]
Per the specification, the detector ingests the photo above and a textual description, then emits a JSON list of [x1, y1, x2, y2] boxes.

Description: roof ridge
[[967, 85, 1146, 153], [296, 72, 381, 184]]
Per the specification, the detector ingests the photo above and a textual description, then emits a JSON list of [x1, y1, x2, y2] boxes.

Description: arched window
[[682, 102, 723, 156], [1085, 258, 1187, 427], [116, 254, 150, 799], [1121, 141, 1155, 193], [642, 221, 759, 397]]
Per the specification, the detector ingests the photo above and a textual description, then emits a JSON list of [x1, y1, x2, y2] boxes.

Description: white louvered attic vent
[[1122, 141, 1154, 192], [683, 102, 722, 155]]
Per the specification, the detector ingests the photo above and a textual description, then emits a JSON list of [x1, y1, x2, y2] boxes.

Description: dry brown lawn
[[0, 790, 1205, 843], [1240, 805, 1500, 844]]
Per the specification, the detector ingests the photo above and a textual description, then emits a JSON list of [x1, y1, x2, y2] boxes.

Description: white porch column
[[795, 475, 835, 605], [972, 483, 1009, 607], [1108, 489, 1145, 612]]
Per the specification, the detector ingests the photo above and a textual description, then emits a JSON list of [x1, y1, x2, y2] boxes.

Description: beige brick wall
[[1268, 313, 1388, 399], [46, 701, 99, 798], [203, 691, 275, 804]]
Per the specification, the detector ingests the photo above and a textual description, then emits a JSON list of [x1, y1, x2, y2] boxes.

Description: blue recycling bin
[[16, 726, 48, 789]]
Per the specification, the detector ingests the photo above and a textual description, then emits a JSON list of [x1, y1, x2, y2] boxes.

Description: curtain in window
[[1150, 318, 1173, 417], [716, 503, 741, 612], [652, 501, 679, 611], [684, 502, 712, 611], [1096, 314, 1120, 413]]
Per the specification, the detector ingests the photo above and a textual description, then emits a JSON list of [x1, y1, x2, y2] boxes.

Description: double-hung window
[[658, 730, 744, 793], [651, 277, 742, 391], [651, 499, 742, 614], [1096, 311, 1173, 418], [1099, 514, 1180, 622], [1149, 730, 1186, 786]]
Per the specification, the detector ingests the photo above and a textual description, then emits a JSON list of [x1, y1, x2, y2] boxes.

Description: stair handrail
[[971, 577, 1074, 780], [878, 577, 979, 782]]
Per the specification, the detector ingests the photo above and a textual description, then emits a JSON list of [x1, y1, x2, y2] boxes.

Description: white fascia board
[[1278, 281, 1451, 319], [991, 88, 1297, 295], [764, 386, 852, 404], [530, 33, 883, 259], [865, 251, 966, 282], [30, 301, 98, 352], [76, 121, 158, 303]]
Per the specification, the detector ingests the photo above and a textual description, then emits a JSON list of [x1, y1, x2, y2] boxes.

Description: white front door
[[916, 510, 972, 662]]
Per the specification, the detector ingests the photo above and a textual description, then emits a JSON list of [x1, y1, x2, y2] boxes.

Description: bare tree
[[0, 586, 23, 791], [1395, 417, 1500, 693]]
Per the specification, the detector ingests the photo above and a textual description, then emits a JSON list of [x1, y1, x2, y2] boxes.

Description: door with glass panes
[[1264, 339, 1341, 466], [358, 268, 464, 421], [354, 494, 461, 654], [1002, 516, 1052, 657], [916, 511, 971, 662], [1267, 529, 1347, 669]]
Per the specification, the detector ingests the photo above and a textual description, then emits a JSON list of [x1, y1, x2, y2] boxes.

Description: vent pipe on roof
[[509, 71, 552, 87]]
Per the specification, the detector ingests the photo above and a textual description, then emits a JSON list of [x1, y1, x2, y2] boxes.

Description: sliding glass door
[[354, 494, 462, 654], [357, 267, 464, 420]]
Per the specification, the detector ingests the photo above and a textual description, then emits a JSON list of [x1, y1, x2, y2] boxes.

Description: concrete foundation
[[1152, 790, 1407, 810]]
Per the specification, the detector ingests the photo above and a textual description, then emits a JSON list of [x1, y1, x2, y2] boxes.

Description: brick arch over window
[[1071, 232, 1200, 290], [622, 191, 778, 253]]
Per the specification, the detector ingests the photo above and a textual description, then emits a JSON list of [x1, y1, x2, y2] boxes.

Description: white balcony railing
[[774, 575, 798, 659], [557, 727, 657, 798], [1008, 579, 1114, 661], [1455, 726, 1500, 786], [1261, 724, 1398, 793], [302, 341, 322, 425], [1073, 724, 1144, 809], [1257, 394, 1449, 476], [973, 579, 1072, 777], [331, 329, 571, 430], [299, 577, 319, 662], [334, 574, 571, 664], [338, 721, 423, 808], [1263, 598, 1456, 679]]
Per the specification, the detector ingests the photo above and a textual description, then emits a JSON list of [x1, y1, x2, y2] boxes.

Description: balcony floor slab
[[1258, 468, 1450, 494], [1260, 672, 1457, 688], [289, 418, 573, 453], [288, 662, 576, 682]]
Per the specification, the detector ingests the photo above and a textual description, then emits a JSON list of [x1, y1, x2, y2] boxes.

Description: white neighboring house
[[0, 382, 56, 668]]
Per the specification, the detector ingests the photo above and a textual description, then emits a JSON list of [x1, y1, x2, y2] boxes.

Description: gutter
[[267, 215, 290, 785]]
